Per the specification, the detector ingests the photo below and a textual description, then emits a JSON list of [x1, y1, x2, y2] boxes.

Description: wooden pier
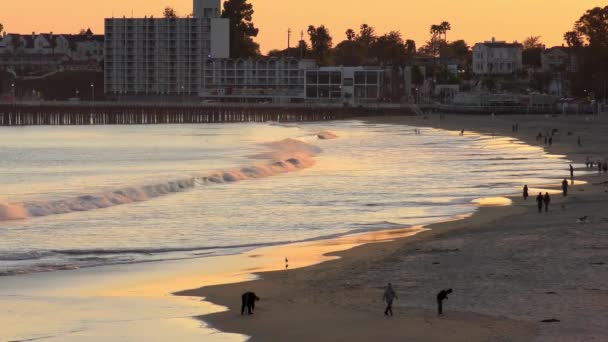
[[0, 103, 415, 126]]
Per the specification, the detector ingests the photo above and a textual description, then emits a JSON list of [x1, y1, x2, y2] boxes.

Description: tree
[[345, 29, 356, 41], [163, 7, 178, 18], [307, 25, 333, 65], [333, 40, 365, 66], [222, 0, 260, 58], [405, 39, 416, 57], [370, 31, 406, 65], [574, 6, 608, 48], [563, 31, 583, 48], [566, 6, 608, 98], [523, 36, 544, 49], [440, 21, 451, 42], [441, 40, 469, 58], [357, 24, 377, 47]]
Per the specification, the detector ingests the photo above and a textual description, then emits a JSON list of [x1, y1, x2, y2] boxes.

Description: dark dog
[[241, 292, 260, 315]]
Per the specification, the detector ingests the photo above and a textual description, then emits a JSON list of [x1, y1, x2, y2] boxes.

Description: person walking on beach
[[570, 164, 574, 179], [383, 283, 398, 316], [523, 185, 529, 200], [536, 193, 544, 213], [436, 289, 453, 316], [543, 192, 551, 212], [562, 179, 569, 197]]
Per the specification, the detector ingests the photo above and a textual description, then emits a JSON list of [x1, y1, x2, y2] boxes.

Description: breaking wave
[[0, 138, 323, 222]]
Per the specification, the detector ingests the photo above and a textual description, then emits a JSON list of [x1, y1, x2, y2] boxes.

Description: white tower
[[193, 0, 221, 19]]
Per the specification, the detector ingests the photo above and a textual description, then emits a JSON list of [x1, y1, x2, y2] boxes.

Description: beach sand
[[179, 114, 608, 341]]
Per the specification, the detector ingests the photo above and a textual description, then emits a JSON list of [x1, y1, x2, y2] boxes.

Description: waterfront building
[[304, 67, 384, 105], [472, 38, 523, 75], [103, 0, 229, 96], [201, 57, 315, 103]]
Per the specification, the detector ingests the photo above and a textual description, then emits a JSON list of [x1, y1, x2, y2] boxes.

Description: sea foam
[[0, 137, 325, 221]]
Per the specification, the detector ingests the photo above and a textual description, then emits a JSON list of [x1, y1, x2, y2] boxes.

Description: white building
[[104, 0, 229, 95], [0, 30, 104, 70], [472, 38, 523, 75], [304, 66, 384, 105], [541, 47, 577, 73], [201, 57, 316, 102]]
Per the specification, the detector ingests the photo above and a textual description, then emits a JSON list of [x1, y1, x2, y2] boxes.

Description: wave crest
[[0, 138, 323, 222]]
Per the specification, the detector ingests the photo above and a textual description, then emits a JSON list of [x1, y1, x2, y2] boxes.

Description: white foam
[[0, 138, 323, 221]]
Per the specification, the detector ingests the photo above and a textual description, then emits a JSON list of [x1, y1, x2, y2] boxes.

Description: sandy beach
[[177, 113, 608, 342]]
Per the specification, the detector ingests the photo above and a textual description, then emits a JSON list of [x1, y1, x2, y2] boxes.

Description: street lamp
[[90, 83, 95, 103], [11, 83, 15, 104]]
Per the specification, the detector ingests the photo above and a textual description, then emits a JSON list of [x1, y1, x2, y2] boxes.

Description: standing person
[[570, 164, 574, 180], [543, 192, 551, 212], [383, 283, 398, 316], [436, 289, 453, 316], [549, 137, 553, 147], [562, 179, 569, 196], [523, 185, 529, 200], [536, 193, 544, 213]]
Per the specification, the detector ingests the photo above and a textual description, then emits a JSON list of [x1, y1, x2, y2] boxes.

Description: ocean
[[0, 121, 572, 276]]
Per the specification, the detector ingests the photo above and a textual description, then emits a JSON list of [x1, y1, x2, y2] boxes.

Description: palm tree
[[345, 28, 356, 41], [440, 21, 451, 42]]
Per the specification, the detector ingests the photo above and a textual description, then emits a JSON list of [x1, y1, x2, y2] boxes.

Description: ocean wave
[[0, 138, 324, 222]]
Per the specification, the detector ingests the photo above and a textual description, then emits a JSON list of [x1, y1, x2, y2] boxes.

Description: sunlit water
[[0, 120, 581, 341], [0, 121, 577, 275]]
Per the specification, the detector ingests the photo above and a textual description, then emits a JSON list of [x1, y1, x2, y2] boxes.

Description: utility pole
[[300, 30, 304, 59], [287, 28, 291, 57]]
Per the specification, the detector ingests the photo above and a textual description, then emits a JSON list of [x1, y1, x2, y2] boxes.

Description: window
[[330, 72, 341, 84], [318, 72, 330, 84], [306, 72, 317, 84], [354, 72, 365, 84], [366, 72, 378, 84]]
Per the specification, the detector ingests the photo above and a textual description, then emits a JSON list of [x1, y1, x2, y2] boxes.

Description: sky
[[1, 0, 605, 53]]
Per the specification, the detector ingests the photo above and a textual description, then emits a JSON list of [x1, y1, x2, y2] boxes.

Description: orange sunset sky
[[1, 0, 605, 53]]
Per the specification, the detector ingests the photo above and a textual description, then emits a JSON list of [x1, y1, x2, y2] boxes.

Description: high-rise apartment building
[[104, 0, 229, 95]]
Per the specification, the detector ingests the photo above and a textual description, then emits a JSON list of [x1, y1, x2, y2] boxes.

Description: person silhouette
[[543, 192, 551, 212], [523, 185, 529, 200], [562, 179, 569, 196], [383, 283, 398, 316], [436, 289, 453, 315], [536, 192, 543, 213]]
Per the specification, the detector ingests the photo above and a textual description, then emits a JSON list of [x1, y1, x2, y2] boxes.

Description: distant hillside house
[[472, 38, 523, 75], [0, 29, 104, 71], [541, 47, 577, 73]]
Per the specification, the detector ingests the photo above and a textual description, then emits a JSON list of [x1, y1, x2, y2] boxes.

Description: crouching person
[[241, 292, 260, 315]]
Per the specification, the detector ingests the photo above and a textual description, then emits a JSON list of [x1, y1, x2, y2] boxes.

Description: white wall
[[211, 18, 230, 58], [193, 0, 221, 19]]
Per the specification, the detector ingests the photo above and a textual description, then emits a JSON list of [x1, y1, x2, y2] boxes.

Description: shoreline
[[178, 114, 608, 341]]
